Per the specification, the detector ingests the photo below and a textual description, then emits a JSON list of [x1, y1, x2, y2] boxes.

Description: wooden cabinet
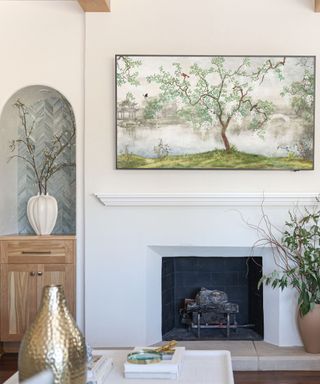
[[0, 236, 76, 343]]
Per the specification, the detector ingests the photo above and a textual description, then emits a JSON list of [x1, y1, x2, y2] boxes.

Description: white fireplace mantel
[[86, 191, 314, 348], [95, 192, 318, 207]]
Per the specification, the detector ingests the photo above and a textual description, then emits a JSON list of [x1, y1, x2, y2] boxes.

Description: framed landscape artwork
[[116, 55, 315, 170]]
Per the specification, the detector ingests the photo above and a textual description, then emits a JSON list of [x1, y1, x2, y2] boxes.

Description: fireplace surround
[[145, 244, 302, 347], [87, 193, 317, 347]]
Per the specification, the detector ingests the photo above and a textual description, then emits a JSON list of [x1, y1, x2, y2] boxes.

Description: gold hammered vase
[[18, 285, 87, 384]]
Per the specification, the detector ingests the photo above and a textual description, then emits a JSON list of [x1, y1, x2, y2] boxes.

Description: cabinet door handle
[[37, 271, 43, 276], [30, 271, 36, 276], [22, 251, 51, 255]]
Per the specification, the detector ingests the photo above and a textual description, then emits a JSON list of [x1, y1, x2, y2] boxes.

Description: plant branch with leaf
[[9, 98, 76, 195], [251, 202, 320, 316]]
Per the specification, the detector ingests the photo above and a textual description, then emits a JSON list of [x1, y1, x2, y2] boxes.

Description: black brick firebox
[[161, 256, 263, 340]]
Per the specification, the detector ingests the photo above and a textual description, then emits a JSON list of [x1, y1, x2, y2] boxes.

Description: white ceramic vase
[[27, 193, 58, 235]]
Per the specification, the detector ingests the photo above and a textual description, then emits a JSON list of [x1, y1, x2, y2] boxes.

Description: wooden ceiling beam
[[78, 0, 320, 13], [77, 0, 110, 12]]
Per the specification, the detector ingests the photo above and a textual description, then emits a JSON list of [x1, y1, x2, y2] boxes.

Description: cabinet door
[[0, 264, 38, 341], [37, 264, 75, 317]]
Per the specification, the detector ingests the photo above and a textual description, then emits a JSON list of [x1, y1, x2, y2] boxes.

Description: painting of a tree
[[116, 55, 315, 170]]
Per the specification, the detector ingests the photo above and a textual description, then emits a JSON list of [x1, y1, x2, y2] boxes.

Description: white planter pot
[[27, 193, 58, 235]]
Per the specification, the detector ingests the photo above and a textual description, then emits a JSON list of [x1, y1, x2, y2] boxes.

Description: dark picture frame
[[116, 55, 315, 170]]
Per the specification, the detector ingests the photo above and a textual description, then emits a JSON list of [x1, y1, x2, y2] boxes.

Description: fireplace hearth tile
[[254, 341, 317, 356], [152, 341, 320, 370], [258, 356, 320, 371], [154, 340, 256, 355], [232, 357, 259, 371]]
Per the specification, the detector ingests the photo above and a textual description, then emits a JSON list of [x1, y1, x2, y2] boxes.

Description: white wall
[[0, 115, 17, 235], [85, 0, 320, 196], [0, 0, 319, 346], [0, 1, 85, 328], [84, 0, 320, 346]]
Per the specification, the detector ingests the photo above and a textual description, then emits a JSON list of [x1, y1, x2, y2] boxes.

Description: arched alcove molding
[[0, 85, 76, 235]]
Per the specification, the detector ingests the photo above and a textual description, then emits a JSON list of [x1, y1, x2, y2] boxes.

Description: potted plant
[[9, 97, 75, 235], [252, 203, 320, 353]]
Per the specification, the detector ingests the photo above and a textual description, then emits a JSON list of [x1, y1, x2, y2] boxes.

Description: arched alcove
[[0, 85, 76, 234]]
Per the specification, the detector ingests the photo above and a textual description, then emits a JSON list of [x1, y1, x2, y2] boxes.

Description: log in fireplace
[[180, 288, 257, 338]]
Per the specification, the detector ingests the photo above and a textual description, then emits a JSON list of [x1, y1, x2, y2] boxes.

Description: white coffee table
[[5, 349, 234, 384]]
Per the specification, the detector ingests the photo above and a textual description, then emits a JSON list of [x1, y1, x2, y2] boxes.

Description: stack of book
[[124, 346, 185, 380], [87, 354, 113, 384]]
